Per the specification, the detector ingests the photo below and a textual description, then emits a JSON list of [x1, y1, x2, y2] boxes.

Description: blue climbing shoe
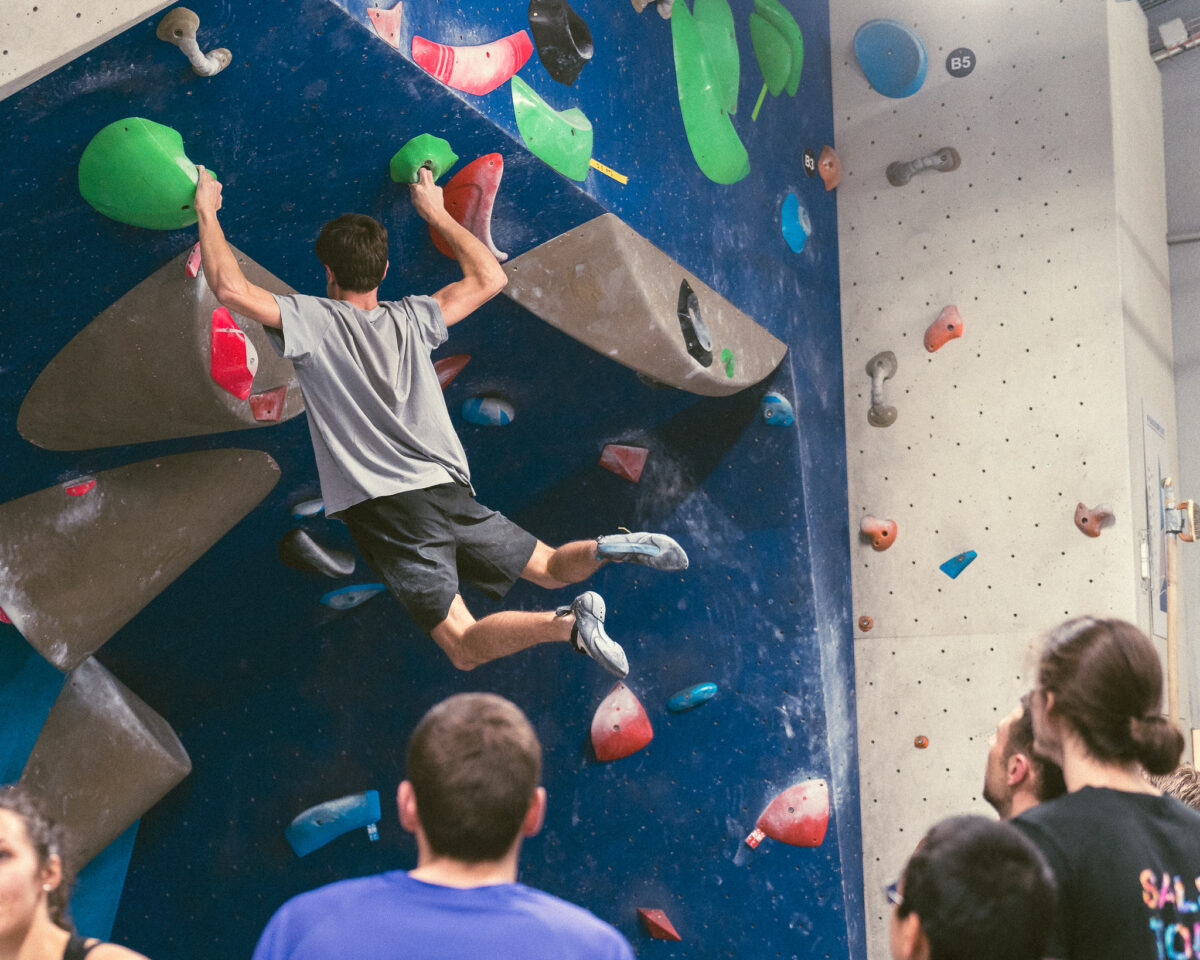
[[595, 532, 689, 571], [557, 591, 628, 678]]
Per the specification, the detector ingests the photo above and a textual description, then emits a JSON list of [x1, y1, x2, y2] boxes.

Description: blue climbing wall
[[0, 0, 859, 956]]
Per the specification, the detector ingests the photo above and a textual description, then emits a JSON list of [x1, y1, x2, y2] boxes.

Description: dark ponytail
[[1038, 617, 1183, 774], [0, 784, 75, 931]]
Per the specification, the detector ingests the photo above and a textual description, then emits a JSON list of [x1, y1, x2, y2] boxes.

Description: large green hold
[[511, 76, 593, 182], [78, 118, 213, 230]]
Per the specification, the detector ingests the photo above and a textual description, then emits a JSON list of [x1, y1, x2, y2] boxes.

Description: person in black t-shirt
[[1012, 616, 1200, 960]]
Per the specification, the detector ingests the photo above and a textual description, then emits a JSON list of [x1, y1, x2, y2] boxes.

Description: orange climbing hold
[[599, 444, 648, 483], [1074, 502, 1115, 538], [745, 778, 829, 849], [914, 735, 929, 749], [924, 305, 963, 353], [434, 354, 470, 389], [860, 515, 897, 551], [818, 145, 841, 190], [637, 908, 682, 941], [858, 615, 873, 632], [590, 682, 653, 762], [249, 386, 287, 422]]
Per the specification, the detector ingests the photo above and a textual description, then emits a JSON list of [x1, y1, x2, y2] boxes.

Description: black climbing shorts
[[337, 482, 539, 633]]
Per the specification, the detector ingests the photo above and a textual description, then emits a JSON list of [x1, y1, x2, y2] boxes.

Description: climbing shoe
[[557, 591, 628, 678], [595, 532, 689, 571]]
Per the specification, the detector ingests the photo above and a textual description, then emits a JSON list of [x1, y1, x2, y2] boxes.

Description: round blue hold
[[462, 395, 515, 426], [781, 193, 811, 253], [667, 682, 718, 712], [853, 19, 928, 99], [762, 392, 795, 426]]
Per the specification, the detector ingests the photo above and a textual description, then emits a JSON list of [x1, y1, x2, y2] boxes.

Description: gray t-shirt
[[270, 293, 471, 514]]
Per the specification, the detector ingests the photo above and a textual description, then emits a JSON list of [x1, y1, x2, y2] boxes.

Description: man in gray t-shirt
[[191, 162, 687, 678]]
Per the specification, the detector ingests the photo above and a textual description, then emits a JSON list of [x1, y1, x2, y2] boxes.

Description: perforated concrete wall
[[0, 0, 172, 101], [830, 3, 1181, 958]]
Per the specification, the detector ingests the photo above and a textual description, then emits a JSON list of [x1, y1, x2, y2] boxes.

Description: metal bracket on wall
[[1139, 528, 1151, 591]]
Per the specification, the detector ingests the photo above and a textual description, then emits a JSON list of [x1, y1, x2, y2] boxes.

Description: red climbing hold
[[210, 307, 258, 400], [860, 515, 897, 551], [590, 682, 653, 762], [818, 145, 841, 190], [434, 354, 471, 389], [185, 242, 202, 278], [249, 386, 287, 422], [0, 606, 9, 625], [430, 154, 507, 262], [637, 908, 682, 941], [1074, 502, 1115, 538], [924, 305, 963, 353], [367, 1, 403, 50], [599, 444, 648, 483], [63, 477, 96, 496], [411, 31, 533, 96], [744, 778, 829, 849]]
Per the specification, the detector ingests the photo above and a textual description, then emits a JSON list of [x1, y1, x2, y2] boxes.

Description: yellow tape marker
[[589, 158, 628, 185]]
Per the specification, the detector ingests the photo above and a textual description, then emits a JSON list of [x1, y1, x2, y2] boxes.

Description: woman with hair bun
[[1014, 617, 1200, 960], [0, 785, 149, 960]]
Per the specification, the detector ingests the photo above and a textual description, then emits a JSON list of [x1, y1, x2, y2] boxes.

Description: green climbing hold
[[749, 0, 803, 120], [510, 76, 593, 182], [672, 0, 749, 184], [78, 118, 215, 230], [388, 134, 459, 184], [721, 348, 735, 377], [693, 0, 740, 116]]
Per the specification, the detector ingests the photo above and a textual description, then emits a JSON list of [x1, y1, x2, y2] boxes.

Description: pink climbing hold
[[818, 145, 841, 191], [367, 1, 403, 50], [744, 778, 829, 849], [430, 154, 507, 262], [63, 477, 96, 496], [599, 444, 648, 483], [434, 354, 471, 389], [860, 515, 897, 551], [1074, 502, 1115, 538], [590, 682, 653, 762], [249, 385, 287, 422], [210, 307, 258, 400], [637, 908, 682, 941], [924, 305, 963, 353], [185, 242, 202, 278], [411, 31, 533, 96]]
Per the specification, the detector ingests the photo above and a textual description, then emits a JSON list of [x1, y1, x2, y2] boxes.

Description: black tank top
[[63, 935, 98, 960]]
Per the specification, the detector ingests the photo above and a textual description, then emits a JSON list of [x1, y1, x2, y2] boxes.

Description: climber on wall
[[191, 164, 687, 678]]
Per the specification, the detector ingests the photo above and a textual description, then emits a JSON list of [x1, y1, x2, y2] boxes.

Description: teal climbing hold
[[667, 682, 718, 712], [939, 551, 977, 579], [285, 790, 382, 857], [462, 396, 515, 426], [762, 392, 794, 426], [320, 583, 386, 609]]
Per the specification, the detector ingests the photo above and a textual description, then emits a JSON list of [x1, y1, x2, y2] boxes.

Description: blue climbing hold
[[462, 396, 515, 426], [291, 497, 325, 519], [285, 790, 382, 857], [667, 682, 718, 712], [320, 583, 386, 610], [939, 550, 977, 579], [781, 193, 811, 253], [853, 19, 927, 99], [762, 392, 795, 426]]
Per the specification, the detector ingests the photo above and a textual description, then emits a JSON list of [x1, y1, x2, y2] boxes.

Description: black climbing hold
[[529, 0, 594, 87], [278, 529, 356, 578], [676, 278, 713, 367]]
